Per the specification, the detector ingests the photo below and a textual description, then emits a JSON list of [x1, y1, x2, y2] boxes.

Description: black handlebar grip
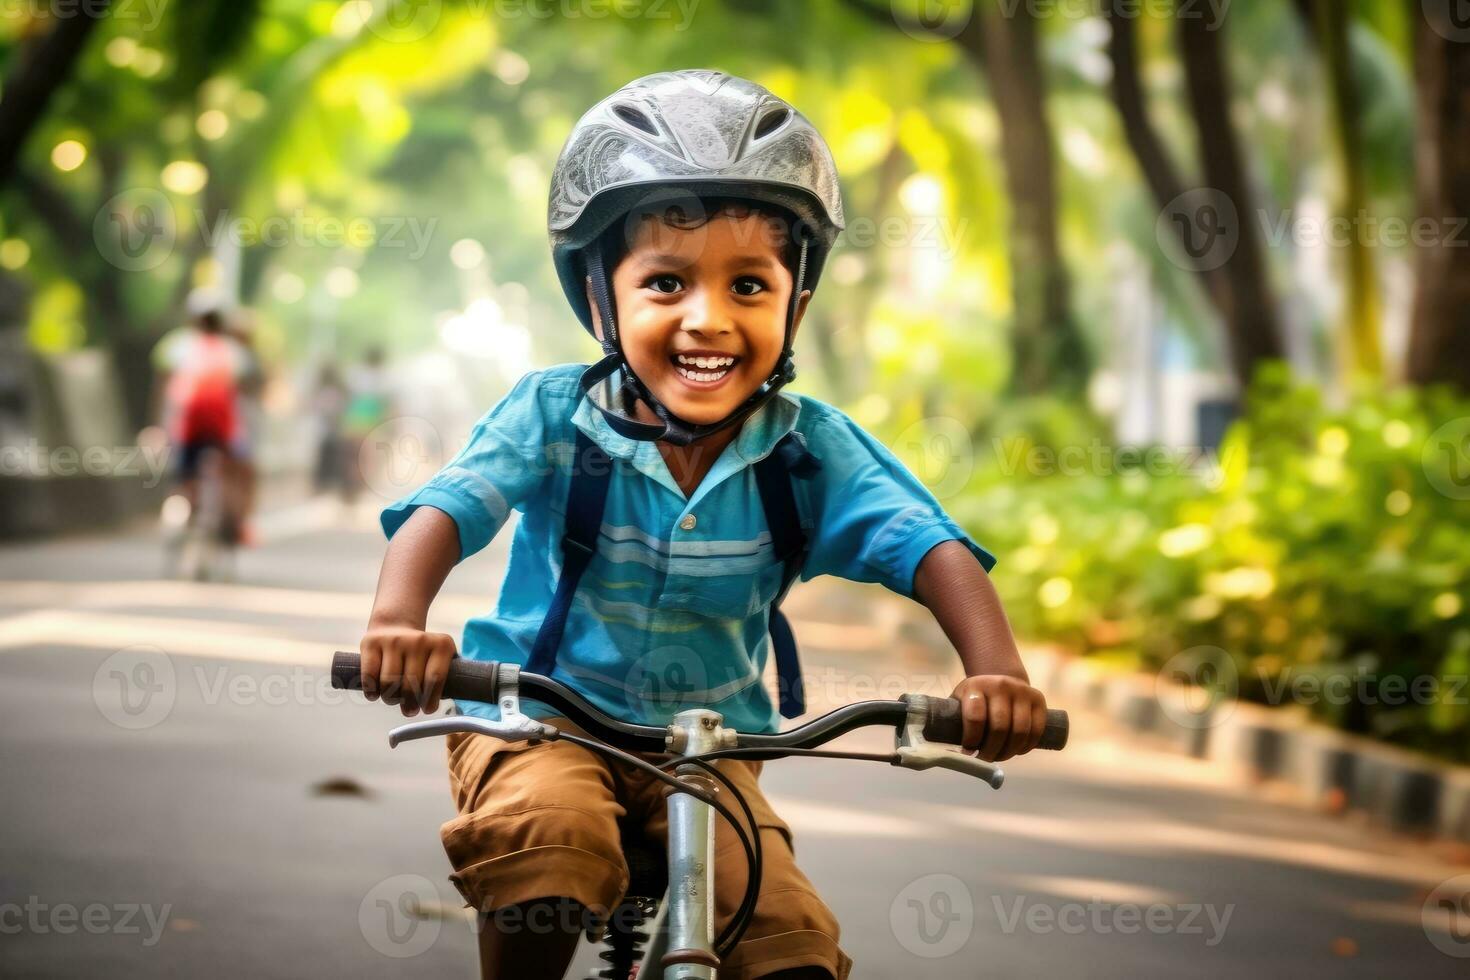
[[920, 697, 1069, 751], [1038, 709, 1069, 750], [331, 651, 363, 691], [330, 652, 503, 704]]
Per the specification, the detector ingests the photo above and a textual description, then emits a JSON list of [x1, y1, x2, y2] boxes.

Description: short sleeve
[[799, 408, 996, 598], [380, 371, 557, 562]]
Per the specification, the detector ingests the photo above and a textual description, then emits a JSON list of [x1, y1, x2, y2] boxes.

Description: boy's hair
[[598, 196, 805, 282]]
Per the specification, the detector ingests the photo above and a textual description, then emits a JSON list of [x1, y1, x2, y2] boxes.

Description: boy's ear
[[584, 276, 604, 343], [788, 289, 814, 345]]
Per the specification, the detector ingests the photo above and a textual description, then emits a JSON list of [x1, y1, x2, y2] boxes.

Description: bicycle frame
[[388, 687, 733, 977], [163, 445, 233, 582], [641, 708, 731, 979]]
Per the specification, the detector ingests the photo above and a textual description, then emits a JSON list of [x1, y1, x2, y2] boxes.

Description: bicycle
[[330, 653, 1069, 979], [161, 444, 236, 582]]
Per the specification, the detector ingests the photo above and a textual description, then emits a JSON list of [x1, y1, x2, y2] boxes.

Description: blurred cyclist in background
[[310, 362, 350, 498], [341, 346, 393, 502], [153, 288, 250, 546]]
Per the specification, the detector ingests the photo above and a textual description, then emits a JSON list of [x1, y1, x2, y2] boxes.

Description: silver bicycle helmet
[[548, 69, 845, 445]]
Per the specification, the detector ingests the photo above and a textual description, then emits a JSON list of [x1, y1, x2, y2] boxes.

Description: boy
[[359, 71, 1048, 980]]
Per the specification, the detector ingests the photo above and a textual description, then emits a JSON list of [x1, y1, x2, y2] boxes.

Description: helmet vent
[[754, 107, 790, 140], [613, 103, 659, 136]]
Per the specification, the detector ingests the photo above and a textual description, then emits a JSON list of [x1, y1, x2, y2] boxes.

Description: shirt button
[[679, 514, 697, 531]]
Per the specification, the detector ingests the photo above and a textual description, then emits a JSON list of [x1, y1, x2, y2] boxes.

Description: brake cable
[[552, 732, 762, 960], [671, 747, 900, 765], [653, 747, 910, 951], [674, 757, 763, 954]]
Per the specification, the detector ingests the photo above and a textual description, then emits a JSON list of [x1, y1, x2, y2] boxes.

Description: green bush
[[932, 368, 1470, 761]]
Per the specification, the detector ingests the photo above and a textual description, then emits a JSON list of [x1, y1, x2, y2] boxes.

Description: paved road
[[2, 507, 1467, 978]]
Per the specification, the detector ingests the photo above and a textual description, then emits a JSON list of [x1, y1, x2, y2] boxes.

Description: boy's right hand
[[359, 625, 458, 717]]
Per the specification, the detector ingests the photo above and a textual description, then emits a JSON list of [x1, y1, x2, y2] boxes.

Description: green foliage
[[170, 0, 265, 96], [927, 373, 1470, 761]]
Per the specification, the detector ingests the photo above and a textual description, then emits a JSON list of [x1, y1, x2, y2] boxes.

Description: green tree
[[839, 0, 1091, 396], [1103, 2, 1286, 391]]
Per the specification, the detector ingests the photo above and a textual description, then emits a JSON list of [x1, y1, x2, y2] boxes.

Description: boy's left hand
[[950, 674, 1048, 762]]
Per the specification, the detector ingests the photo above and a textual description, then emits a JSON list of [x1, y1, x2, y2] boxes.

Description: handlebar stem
[[658, 709, 730, 979]]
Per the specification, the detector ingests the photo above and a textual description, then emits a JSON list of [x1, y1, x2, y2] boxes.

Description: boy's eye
[[732, 277, 767, 297], [645, 275, 683, 294]]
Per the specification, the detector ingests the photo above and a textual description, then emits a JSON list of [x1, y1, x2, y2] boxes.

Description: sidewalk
[[781, 575, 1470, 852]]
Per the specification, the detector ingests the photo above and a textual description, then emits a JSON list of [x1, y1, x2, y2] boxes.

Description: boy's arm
[[912, 540, 1048, 762], [361, 506, 461, 717]]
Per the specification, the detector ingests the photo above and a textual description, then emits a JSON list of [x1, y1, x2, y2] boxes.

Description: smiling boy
[[359, 71, 1047, 980]]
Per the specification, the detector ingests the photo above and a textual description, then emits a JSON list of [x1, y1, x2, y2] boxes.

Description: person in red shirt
[[154, 289, 249, 543]]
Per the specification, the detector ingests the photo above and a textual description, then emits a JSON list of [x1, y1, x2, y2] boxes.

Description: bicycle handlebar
[[329, 652, 1068, 753], [332, 650, 671, 751]]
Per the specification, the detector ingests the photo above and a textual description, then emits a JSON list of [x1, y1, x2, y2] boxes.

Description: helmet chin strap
[[578, 234, 810, 448]]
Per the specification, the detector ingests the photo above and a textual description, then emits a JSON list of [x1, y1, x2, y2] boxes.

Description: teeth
[[676, 354, 735, 369], [675, 365, 729, 383]]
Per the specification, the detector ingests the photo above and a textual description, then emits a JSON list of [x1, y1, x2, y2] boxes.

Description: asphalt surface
[[2, 503, 1468, 979]]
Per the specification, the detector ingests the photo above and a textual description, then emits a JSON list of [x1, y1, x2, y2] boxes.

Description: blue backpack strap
[[526, 429, 612, 677], [754, 431, 820, 718]]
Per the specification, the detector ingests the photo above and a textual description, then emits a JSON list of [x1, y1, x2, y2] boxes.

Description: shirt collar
[[571, 387, 802, 497]]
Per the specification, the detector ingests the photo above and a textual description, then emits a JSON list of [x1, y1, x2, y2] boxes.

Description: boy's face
[[589, 210, 811, 429]]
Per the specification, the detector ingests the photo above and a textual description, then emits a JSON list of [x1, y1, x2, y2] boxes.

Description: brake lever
[[894, 745, 1004, 789], [386, 663, 558, 748], [387, 714, 559, 748], [892, 695, 1004, 789]]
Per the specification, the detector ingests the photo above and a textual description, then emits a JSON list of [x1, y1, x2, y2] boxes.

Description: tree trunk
[[1176, 9, 1286, 388], [1406, 4, 1470, 391], [12, 165, 130, 344], [0, 3, 111, 190], [838, 0, 1090, 395], [1106, 6, 1291, 391], [1105, 6, 1229, 316], [1296, 0, 1382, 378], [965, 2, 1089, 396]]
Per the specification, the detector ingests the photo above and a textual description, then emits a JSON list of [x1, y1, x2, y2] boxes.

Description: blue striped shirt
[[381, 363, 994, 733]]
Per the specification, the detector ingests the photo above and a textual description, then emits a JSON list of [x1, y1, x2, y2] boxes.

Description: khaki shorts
[[440, 718, 853, 979]]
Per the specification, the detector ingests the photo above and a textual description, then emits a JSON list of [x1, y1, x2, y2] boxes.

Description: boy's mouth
[[670, 350, 741, 387]]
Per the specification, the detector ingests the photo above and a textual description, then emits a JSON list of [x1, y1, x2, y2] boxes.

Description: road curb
[[988, 640, 1466, 842], [797, 584, 1470, 845], [1058, 649, 1467, 842], [1443, 771, 1470, 843]]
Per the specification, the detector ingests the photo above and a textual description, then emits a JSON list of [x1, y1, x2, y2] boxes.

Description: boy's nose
[[679, 290, 734, 335]]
